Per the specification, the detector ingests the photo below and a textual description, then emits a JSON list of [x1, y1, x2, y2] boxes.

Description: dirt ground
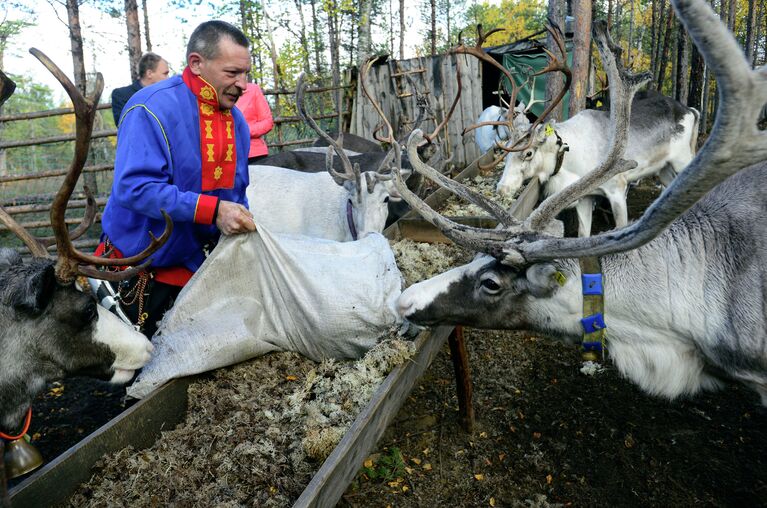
[[340, 329, 767, 507], [12, 180, 767, 506]]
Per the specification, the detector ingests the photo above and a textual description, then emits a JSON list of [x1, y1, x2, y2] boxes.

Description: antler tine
[[360, 58, 396, 145], [507, 0, 767, 265], [390, 136, 518, 255], [296, 72, 360, 192], [527, 20, 650, 232], [527, 23, 572, 129], [406, 130, 522, 227], [29, 48, 173, 282], [0, 208, 49, 257]]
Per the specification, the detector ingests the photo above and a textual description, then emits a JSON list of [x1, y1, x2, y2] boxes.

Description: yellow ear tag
[[553, 271, 567, 286], [545, 124, 555, 137], [596, 100, 603, 107]]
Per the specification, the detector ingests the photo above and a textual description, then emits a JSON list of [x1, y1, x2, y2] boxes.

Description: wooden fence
[[351, 53, 482, 170]]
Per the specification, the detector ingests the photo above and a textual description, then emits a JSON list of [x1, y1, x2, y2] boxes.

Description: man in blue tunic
[[98, 20, 257, 337], [110, 52, 170, 124]]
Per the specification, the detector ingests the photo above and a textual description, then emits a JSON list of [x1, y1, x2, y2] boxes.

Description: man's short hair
[[186, 21, 250, 60], [138, 52, 164, 78]]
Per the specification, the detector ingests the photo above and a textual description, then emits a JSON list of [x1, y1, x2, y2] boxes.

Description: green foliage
[[361, 447, 406, 482]]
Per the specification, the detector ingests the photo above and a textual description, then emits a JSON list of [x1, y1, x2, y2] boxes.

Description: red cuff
[[194, 195, 219, 224]]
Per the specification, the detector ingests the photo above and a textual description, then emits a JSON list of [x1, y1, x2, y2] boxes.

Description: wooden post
[[448, 325, 475, 433]]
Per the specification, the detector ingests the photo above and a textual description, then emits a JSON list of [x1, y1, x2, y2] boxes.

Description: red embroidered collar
[[182, 66, 237, 191]]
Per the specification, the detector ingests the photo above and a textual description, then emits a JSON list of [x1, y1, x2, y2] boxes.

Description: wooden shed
[[350, 53, 482, 170]]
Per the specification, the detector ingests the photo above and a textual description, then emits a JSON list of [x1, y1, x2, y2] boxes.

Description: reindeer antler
[[462, 22, 572, 171], [295, 73, 363, 202]]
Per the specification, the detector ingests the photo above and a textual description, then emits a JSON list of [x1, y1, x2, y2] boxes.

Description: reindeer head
[[497, 121, 561, 197]]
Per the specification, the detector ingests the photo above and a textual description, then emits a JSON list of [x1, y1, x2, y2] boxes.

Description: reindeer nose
[[397, 291, 416, 318]]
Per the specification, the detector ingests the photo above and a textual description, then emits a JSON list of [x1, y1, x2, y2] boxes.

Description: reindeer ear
[[524, 263, 564, 297], [0, 248, 22, 274], [6, 262, 57, 315], [535, 122, 553, 143]]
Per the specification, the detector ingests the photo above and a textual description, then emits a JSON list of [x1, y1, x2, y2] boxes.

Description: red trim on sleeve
[[194, 194, 219, 224]]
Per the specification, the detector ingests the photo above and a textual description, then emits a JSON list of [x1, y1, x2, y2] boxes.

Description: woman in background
[[238, 83, 274, 163]]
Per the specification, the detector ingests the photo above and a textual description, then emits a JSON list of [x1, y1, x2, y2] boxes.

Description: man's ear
[[7, 263, 57, 315], [188, 53, 203, 75], [525, 263, 566, 297]]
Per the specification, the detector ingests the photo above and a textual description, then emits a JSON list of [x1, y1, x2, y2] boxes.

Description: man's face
[[145, 60, 170, 84], [188, 37, 250, 110]]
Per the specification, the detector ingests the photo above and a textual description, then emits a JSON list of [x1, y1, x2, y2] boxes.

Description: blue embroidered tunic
[[101, 72, 250, 275]]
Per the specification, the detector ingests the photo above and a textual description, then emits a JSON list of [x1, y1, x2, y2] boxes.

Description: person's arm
[[246, 85, 274, 138], [111, 105, 218, 225], [111, 89, 125, 126]]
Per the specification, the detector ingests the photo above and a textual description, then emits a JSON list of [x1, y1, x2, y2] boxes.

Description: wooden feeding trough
[[8, 151, 519, 508]]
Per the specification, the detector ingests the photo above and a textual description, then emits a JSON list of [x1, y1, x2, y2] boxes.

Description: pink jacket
[[237, 83, 274, 158]]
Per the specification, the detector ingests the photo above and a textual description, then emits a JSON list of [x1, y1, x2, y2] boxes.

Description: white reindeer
[[497, 90, 699, 236]]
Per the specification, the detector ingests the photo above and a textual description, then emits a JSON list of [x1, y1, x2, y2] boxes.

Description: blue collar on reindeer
[[579, 256, 606, 361], [346, 199, 358, 241]]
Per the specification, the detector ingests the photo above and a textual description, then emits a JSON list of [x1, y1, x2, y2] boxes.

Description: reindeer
[[466, 25, 698, 237], [388, 5, 767, 404], [0, 50, 171, 453], [247, 73, 393, 241]]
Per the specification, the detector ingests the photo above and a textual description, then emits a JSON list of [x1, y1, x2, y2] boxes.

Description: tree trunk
[[675, 22, 689, 104], [650, 0, 658, 76], [399, 0, 406, 58], [569, 0, 591, 117], [744, 0, 757, 64], [389, 0, 394, 57], [430, 0, 436, 56], [607, 0, 613, 29], [546, 0, 566, 121], [699, 66, 710, 133], [627, 0, 634, 67], [688, 44, 703, 110], [124, 0, 142, 82], [294, 0, 311, 73], [727, 0, 736, 30], [358, 0, 372, 66], [310, 0, 324, 75], [66, 0, 87, 94], [142, 0, 152, 52], [656, 4, 674, 91], [0, 38, 6, 176]]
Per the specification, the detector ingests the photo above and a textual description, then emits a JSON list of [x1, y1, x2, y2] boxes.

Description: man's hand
[[216, 200, 257, 235]]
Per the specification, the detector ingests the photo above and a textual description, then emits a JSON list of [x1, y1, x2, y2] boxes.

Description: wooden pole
[[448, 325, 475, 433]]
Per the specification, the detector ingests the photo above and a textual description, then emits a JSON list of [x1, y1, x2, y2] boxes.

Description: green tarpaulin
[[501, 44, 573, 120]]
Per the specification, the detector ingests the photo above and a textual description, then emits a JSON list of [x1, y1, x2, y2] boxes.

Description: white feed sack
[[128, 226, 403, 399]]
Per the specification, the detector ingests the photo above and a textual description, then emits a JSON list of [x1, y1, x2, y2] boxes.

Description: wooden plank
[[8, 377, 193, 508], [293, 325, 454, 508], [394, 216, 499, 243]]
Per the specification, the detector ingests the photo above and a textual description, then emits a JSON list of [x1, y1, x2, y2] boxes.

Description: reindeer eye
[[480, 276, 502, 293], [524, 150, 534, 159]]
